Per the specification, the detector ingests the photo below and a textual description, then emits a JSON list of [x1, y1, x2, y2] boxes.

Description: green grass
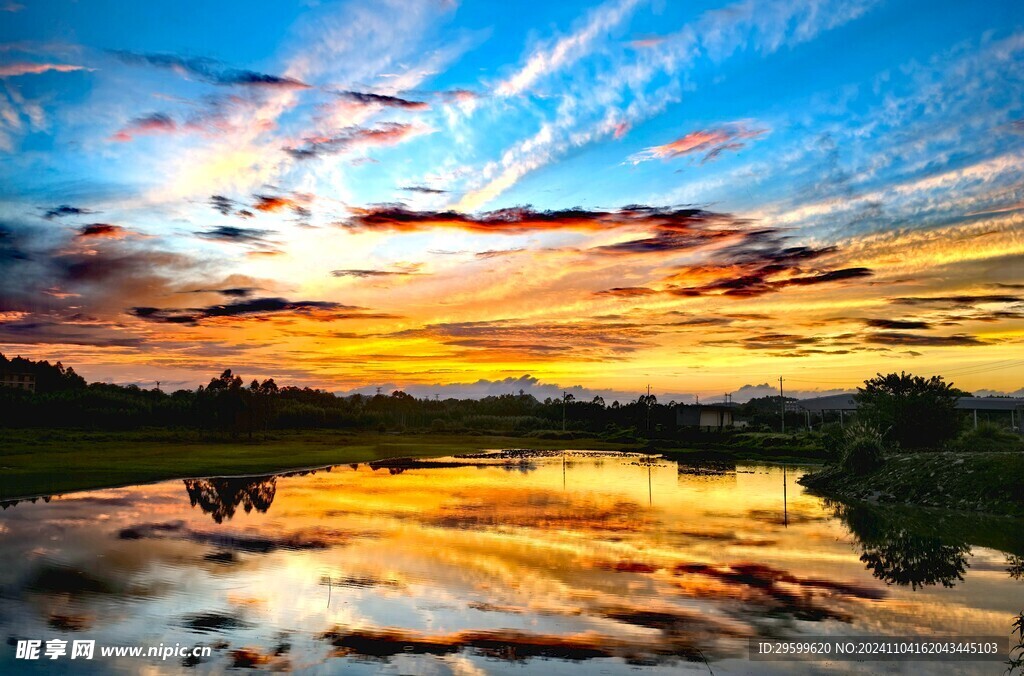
[[800, 450, 1024, 517], [0, 429, 630, 500]]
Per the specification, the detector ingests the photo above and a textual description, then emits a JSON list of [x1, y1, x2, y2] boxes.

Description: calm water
[[1, 450, 1021, 674]]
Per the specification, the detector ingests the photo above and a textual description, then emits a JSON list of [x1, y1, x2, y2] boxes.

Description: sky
[[0, 0, 1022, 402]]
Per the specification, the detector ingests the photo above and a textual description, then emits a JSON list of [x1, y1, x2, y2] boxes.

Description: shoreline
[[798, 451, 1024, 518], [0, 429, 828, 502]]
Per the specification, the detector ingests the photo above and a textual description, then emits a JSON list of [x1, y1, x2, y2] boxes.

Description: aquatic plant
[[1008, 611, 1024, 674]]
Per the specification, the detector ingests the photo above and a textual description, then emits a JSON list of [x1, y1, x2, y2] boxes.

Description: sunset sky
[[1, 0, 1022, 401]]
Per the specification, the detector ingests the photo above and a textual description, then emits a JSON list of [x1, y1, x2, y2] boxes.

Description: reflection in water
[[1008, 555, 1024, 581], [184, 476, 278, 523], [829, 500, 974, 590], [0, 452, 1021, 674]]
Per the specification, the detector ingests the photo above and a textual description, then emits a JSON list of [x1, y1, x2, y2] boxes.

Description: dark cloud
[[111, 51, 309, 89], [669, 267, 872, 298], [475, 248, 525, 259], [593, 287, 658, 297], [400, 185, 447, 194], [44, 205, 95, 220], [343, 206, 871, 301], [593, 227, 735, 255], [77, 223, 126, 239], [0, 219, 210, 334], [331, 267, 421, 278], [130, 297, 369, 325], [337, 90, 428, 110], [863, 318, 932, 330], [890, 294, 1019, 308], [651, 232, 867, 298], [285, 123, 423, 160], [182, 287, 257, 298], [738, 333, 828, 350], [864, 332, 986, 346], [344, 204, 732, 236], [0, 224, 29, 267], [209, 195, 235, 215], [197, 226, 274, 245], [965, 310, 1024, 323], [781, 268, 873, 287], [667, 316, 735, 327], [0, 318, 144, 347]]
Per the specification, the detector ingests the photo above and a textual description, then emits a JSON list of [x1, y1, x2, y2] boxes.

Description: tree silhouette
[[183, 476, 277, 523], [856, 372, 966, 449]]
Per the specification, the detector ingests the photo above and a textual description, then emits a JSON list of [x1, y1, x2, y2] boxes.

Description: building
[[677, 403, 735, 430], [797, 393, 1024, 430], [0, 372, 36, 393]]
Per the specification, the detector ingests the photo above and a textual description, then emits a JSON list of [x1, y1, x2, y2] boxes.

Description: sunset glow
[[1, 0, 1022, 399]]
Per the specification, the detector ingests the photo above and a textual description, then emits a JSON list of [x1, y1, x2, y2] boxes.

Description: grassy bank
[[0, 429, 630, 500], [799, 451, 1024, 517]]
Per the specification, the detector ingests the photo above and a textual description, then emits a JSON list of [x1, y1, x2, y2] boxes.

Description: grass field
[[0, 429, 630, 500]]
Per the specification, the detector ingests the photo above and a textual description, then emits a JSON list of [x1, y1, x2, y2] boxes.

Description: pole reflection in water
[[783, 464, 788, 527]]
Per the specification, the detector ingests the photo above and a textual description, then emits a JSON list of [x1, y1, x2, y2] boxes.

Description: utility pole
[[562, 391, 567, 432], [779, 377, 785, 433], [646, 384, 651, 433], [155, 381, 161, 393]]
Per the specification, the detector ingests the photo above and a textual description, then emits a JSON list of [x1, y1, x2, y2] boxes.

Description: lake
[[1, 450, 1021, 674]]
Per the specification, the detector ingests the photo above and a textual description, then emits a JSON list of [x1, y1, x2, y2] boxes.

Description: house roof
[[797, 393, 1024, 412], [797, 394, 858, 412]]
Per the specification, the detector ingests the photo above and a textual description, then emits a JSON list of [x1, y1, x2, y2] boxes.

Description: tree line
[[0, 354, 689, 438]]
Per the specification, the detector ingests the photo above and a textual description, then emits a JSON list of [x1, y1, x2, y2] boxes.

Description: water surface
[[1, 450, 1021, 674]]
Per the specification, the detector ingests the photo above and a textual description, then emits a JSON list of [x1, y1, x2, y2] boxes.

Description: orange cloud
[[629, 123, 768, 164], [110, 113, 176, 142], [0, 62, 87, 77]]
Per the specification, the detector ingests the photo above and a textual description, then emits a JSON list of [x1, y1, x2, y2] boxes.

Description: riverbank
[[0, 428, 832, 501], [798, 451, 1024, 517], [0, 429, 632, 500]]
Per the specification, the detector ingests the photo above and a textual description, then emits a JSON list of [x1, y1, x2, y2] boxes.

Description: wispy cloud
[[627, 123, 768, 164], [457, 0, 877, 210], [285, 122, 432, 159], [0, 62, 88, 77], [494, 0, 643, 97], [111, 51, 310, 89], [335, 90, 429, 110], [131, 297, 369, 325], [44, 205, 96, 220], [331, 264, 422, 278]]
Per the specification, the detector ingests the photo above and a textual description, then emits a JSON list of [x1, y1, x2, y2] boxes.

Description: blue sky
[[0, 0, 1022, 399]]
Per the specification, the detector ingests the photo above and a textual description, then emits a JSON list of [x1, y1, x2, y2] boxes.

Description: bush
[[820, 423, 846, 459], [842, 436, 886, 475], [949, 422, 1024, 453]]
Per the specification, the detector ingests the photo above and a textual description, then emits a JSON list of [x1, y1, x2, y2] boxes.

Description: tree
[[855, 372, 966, 450]]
